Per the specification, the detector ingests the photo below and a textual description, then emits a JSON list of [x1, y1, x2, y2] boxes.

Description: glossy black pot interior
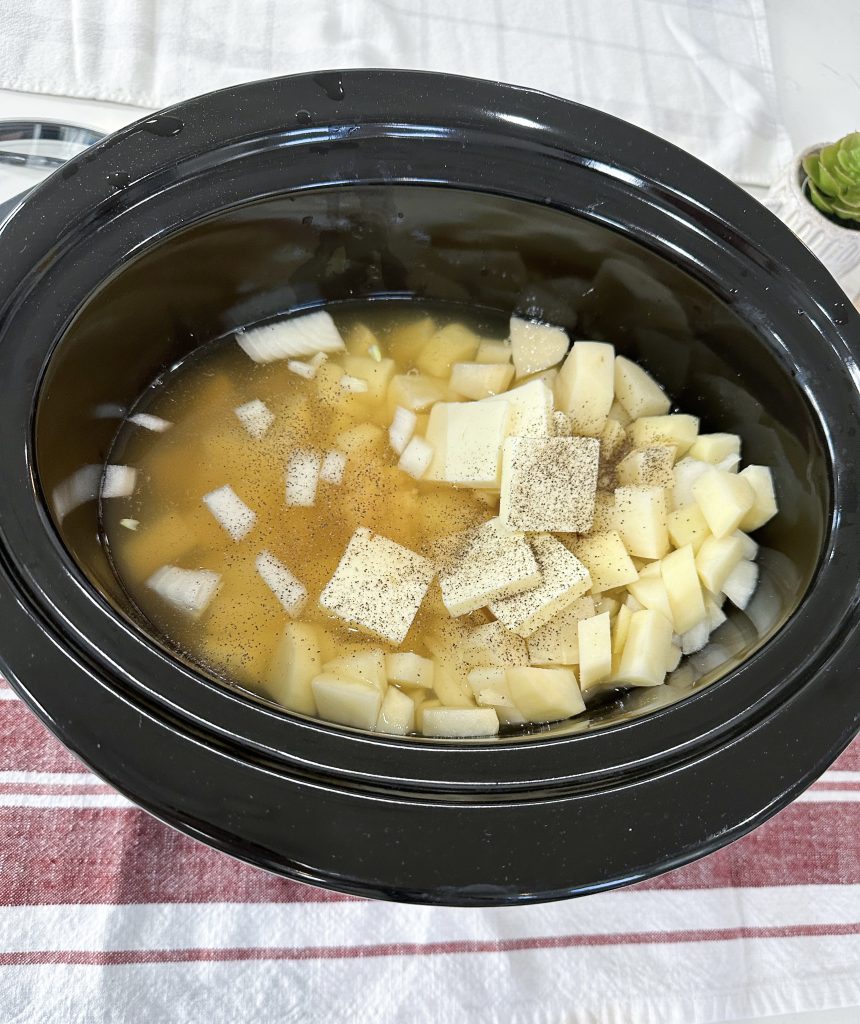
[[1, 71, 858, 904]]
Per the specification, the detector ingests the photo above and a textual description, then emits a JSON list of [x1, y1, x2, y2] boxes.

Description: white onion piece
[[235, 310, 345, 363], [255, 551, 307, 616], [146, 566, 221, 618], [102, 465, 137, 499], [680, 619, 710, 655], [734, 530, 759, 560], [398, 436, 433, 479], [233, 399, 274, 439], [286, 359, 317, 380], [119, 518, 139, 531], [309, 352, 328, 369], [130, 413, 172, 432], [202, 484, 256, 541], [339, 374, 368, 393], [319, 450, 347, 485], [51, 465, 101, 521], [389, 406, 417, 455], [285, 450, 321, 506], [722, 559, 759, 609]]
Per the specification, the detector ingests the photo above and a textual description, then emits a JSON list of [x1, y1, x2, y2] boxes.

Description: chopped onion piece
[[130, 413, 172, 432], [146, 566, 221, 618], [398, 436, 434, 479], [722, 559, 759, 609], [309, 352, 328, 369], [52, 464, 101, 521], [320, 450, 347, 485], [119, 518, 139, 531], [389, 405, 417, 455], [102, 465, 137, 499], [286, 450, 321, 506], [255, 551, 308, 616], [202, 484, 256, 541], [339, 374, 369, 393], [287, 359, 317, 380], [680, 619, 710, 655], [233, 399, 275, 439], [236, 310, 346, 363]]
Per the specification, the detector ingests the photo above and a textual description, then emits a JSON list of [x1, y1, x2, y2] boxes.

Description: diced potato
[[722, 559, 759, 609], [449, 362, 514, 400], [695, 534, 745, 593], [553, 411, 574, 436], [627, 574, 673, 624], [637, 560, 661, 578], [630, 415, 699, 458], [578, 612, 613, 691], [341, 355, 395, 404], [333, 422, 386, 458], [660, 544, 706, 633], [612, 603, 633, 655], [594, 594, 620, 617], [526, 596, 595, 665], [385, 652, 434, 689], [262, 622, 322, 715], [467, 666, 507, 695], [668, 503, 710, 552], [570, 530, 638, 594], [607, 400, 632, 427], [432, 666, 476, 708], [486, 378, 553, 437], [388, 316, 436, 365], [475, 339, 512, 364], [738, 465, 778, 531], [315, 359, 349, 407], [692, 468, 755, 538], [319, 527, 435, 645], [426, 399, 511, 488], [322, 648, 387, 692], [414, 697, 442, 731], [344, 322, 379, 356], [500, 436, 599, 533], [614, 486, 670, 559], [311, 674, 383, 730], [118, 509, 200, 580], [688, 433, 741, 465], [616, 446, 676, 488], [474, 687, 527, 726], [599, 419, 627, 461], [556, 341, 615, 435], [509, 317, 569, 378], [616, 609, 673, 687], [375, 686, 415, 735], [591, 491, 617, 534], [421, 707, 499, 737], [387, 373, 447, 412], [490, 534, 592, 637], [672, 457, 712, 509], [436, 518, 540, 616], [466, 621, 529, 667], [666, 644, 683, 672], [613, 356, 671, 418], [506, 666, 585, 722], [417, 323, 480, 377]]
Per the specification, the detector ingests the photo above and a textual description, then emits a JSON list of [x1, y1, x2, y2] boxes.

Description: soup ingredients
[[104, 305, 780, 739]]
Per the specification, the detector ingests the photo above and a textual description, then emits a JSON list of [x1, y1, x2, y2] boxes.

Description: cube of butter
[[436, 517, 540, 616], [425, 399, 511, 488], [490, 534, 592, 637], [319, 527, 435, 644], [500, 435, 599, 532]]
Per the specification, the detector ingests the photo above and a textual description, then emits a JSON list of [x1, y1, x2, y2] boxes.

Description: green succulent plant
[[801, 132, 860, 226]]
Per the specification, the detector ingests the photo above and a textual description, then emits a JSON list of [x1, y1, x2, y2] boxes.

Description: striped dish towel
[[1, 674, 858, 1024]]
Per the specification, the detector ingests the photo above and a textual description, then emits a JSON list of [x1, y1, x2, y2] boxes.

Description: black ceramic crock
[[0, 71, 858, 906]]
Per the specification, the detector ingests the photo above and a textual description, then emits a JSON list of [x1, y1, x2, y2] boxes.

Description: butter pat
[[425, 399, 511, 488], [436, 518, 540, 616], [490, 534, 592, 637], [500, 435, 599, 533], [319, 527, 435, 644]]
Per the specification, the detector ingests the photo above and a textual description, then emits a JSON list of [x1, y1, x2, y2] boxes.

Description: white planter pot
[[763, 144, 860, 290]]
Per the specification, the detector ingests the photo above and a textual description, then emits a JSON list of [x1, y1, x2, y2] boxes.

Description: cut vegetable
[[631, 415, 699, 458], [319, 450, 347, 485], [255, 550, 308, 616], [599, 418, 627, 461], [319, 527, 435, 645], [389, 405, 417, 454], [263, 622, 321, 715], [627, 574, 674, 624], [417, 323, 480, 377], [285, 450, 322, 507], [613, 356, 671, 418], [660, 544, 706, 634], [486, 378, 553, 437], [421, 707, 499, 737], [616, 446, 676, 488], [509, 317, 569, 378], [475, 339, 512, 364], [130, 413, 171, 432], [398, 436, 434, 479], [385, 652, 434, 689], [102, 465, 137, 499], [614, 486, 669, 559], [234, 399, 275, 439], [146, 565, 221, 618], [570, 530, 638, 594], [578, 611, 613, 691], [695, 534, 744, 594], [692, 468, 755, 538], [672, 457, 712, 509], [738, 465, 778, 531], [490, 534, 591, 637], [286, 359, 317, 380], [375, 686, 416, 735], [323, 649, 387, 693], [722, 559, 759, 609], [310, 674, 382, 730], [616, 609, 673, 687], [500, 435, 599, 533], [339, 374, 369, 394], [466, 621, 529, 667], [426, 399, 511, 488], [236, 310, 345, 362], [680, 619, 710, 656], [506, 666, 585, 722], [526, 596, 595, 666], [388, 373, 447, 412], [556, 341, 615, 435], [450, 361, 515, 400], [202, 484, 256, 541], [667, 503, 710, 553], [688, 433, 741, 465]]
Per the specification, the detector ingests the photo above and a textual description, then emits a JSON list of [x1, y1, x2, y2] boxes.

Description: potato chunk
[[556, 341, 615, 435]]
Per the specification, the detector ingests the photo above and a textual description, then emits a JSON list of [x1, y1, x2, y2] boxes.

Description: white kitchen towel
[[0, 0, 790, 183]]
